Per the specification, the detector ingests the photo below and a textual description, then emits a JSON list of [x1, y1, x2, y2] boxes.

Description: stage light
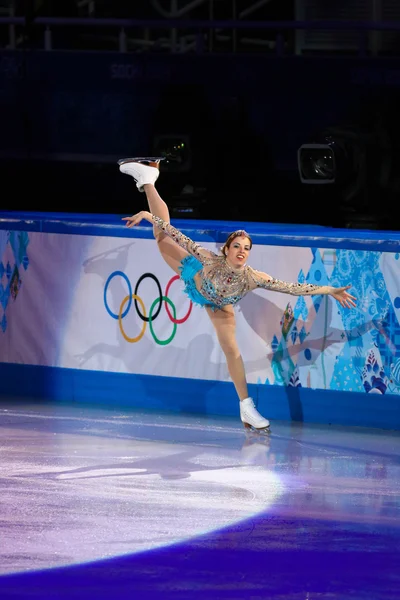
[[298, 135, 354, 186], [153, 134, 191, 173], [296, 127, 394, 229], [297, 143, 336, 184]]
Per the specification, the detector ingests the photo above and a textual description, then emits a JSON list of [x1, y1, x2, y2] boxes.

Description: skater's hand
[[122, 211, 152, 228], [328, 285, 357, 309]]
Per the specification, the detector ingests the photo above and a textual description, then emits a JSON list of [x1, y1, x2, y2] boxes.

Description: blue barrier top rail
[[0, 211, 399, 253]]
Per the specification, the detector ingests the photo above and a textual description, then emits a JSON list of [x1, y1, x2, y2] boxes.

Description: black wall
[[1, 50, 400, 228]]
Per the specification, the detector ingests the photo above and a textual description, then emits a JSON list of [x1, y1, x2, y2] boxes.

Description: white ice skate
[[118, 157, 165, 192], [240, 397, 270, 432]]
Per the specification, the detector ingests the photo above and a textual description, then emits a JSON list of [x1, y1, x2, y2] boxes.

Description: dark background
[[1, 0, 400, 229]]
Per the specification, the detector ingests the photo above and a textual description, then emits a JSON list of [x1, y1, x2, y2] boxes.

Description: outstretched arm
[[248, 268, 357, 309], [122, 211, 216, 264]]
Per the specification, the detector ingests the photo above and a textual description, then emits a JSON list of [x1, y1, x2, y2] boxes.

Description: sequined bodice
[[152, 216, 323, 308], [197, 256, 254, 307]]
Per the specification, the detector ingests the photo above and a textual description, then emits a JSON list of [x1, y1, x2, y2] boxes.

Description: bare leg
[[120, 160, 189, 274], [205, 306, 249, 400], [142, 183, 170, 227], [142, 182, 188, 275], [206, 305, 270, 430]]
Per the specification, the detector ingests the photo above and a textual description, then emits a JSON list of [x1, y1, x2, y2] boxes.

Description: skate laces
[[243, 399, 260, 417]]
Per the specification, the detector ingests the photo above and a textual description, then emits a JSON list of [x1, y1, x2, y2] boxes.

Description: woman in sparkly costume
[[119, 158, 356, 432]]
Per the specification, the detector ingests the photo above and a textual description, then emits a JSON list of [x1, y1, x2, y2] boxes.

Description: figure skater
[[118, 158, 357, 432]]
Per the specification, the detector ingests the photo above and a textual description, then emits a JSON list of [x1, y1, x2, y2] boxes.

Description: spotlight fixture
[[297, 143, 336, 184], [153, 134, 191, 173]]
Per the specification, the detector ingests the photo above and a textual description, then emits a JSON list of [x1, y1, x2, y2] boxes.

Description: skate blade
[[243, 422, 271, 434], [117, 156, 166, 167]]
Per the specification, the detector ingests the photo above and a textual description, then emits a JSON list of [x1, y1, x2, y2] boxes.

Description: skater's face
[[224, 234, 252, 268]]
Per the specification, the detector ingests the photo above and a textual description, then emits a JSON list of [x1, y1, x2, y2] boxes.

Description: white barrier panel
[[1, 230, 399, 396]]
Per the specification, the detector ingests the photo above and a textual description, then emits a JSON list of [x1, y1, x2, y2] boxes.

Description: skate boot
[[118, 157, 165, 192], [240, 397, 270, 432]]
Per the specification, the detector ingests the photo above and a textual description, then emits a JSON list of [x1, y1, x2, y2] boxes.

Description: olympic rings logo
[[104, 271, 193, 345]]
